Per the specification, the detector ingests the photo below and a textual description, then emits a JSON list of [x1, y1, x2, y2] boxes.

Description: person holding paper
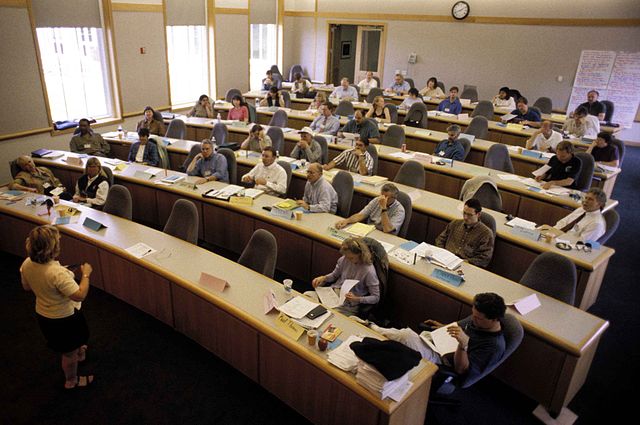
[[69, 119, 110, 157], [334, 183, 405, 235], [578, 90, 606, 121], [419, 77, 445, 98], [187, 139, 229, 184], [437, 87, 462, 115], [492, 87, 516, 110], [241, 146, 287, 196], [535, 141, 582, 190], [11, 155, 70, 199], [311, 237, 380, 315], [136, 106, 165, 136], [290, 127, 322, 163], [586, 132, 620, 168], [128, 128, 159, 167], [399, 88, 423, 110], [357, 71, 378, 91], [433, 124, 465, 161], [525, 120, 562, 153], [435, 198, 494, 268], [240, 124, 272, 152], [330, 78, 359, 101], [539, 188, 607, 241], [324, 136, 374, 176], [297, 163, 338, 214], [72, 157, 110, 208], [20, 225, 95, 390], [385, 74, 411, 96], [338, 110, 380, 144], [563, 106, 598, 138], [510, 97, 541, 127], [310, 103, 340, 135]]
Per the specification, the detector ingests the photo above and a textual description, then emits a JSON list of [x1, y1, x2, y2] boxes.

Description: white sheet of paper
[[511, 294, 541, 315], [409, 242, 431, 258], [263, 289, 278, 314], [315, 287, 340, 308], [144, 167, 161, 176], [387, 380, 413, 402], [277, 295, 318, 319], [339, 279, 359, 305], [532, 164, 551, 177], [497, 174, 522, 181], [291, 310, 332, 329], [388, 152, 415, 160], [376, 240, 396, 254], [125, 242, 156, 259], [506, 217, 537, 229]]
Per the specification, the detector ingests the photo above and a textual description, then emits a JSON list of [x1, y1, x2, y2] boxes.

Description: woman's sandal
[[65, 375, 95, 390]]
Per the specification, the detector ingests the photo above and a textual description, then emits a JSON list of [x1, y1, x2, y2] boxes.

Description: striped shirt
[[332, 149, 373, 175]]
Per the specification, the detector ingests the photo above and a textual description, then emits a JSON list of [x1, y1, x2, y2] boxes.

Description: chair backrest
[[313, 135, 329, 164], [464, 115, 489, 139], [288, 64, 304, 82], [163, 199, 199, 244], [102, 166, 114, 186], [225, 88, 242, 103], [372, 76, 381, 88], [277, 160, 292, 197], [335, 100, 355, 117], [461, 176, 503, 211], [609, 137, 625, 166], [533, 97, 553, 114], [384, 103, 398, 123], [358, 237, 390, 321], [395, 191, 412, 238], [479, 211, 496, 237], [281, 90, 291, 108], [238, 228, 278, 278], [460, 85, 478, 102], [599, 209, 620, 244], [471, 101, 494, 120], [152, 110, 163, 121], [573, 152, 593, 192], [269, 64, 281, 76], [404, 78, 415, 89], [103, 184, 132, 220], [246, 103, 257, 123], [266, 126, 284, 154], [366, 87, 384, 103], [165, 119, 186, 139], [602, 100, 614, 123], [210, 123, 229, 146], [436, 81, 445, 92], [520, 252, 577, 305], [350, 84, 360, 94], [331, 171, 354, 218], [181, 144, 202, 172], [382, 124, 405, 148], [9, 159, 20, 179], [217, 148, 237, 184], [272, 73, 283, 89], [268, 109, 288, 128], [484, 143, 514, 174], [403, 102, 428, 128], [509, 89, 522, 102], [394, 160, 425, 189], [366, 144, 378, 175], [458, 138, 471, 161], [151, 139, 170, 169]]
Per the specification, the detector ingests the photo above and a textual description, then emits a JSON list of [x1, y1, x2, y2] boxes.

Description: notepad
[[361, 175, 388, 186], [345, 223, 375, 237]]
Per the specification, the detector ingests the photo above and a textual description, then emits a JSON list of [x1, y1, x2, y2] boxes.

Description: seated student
[[330, 78, 359, 101], [435, 198, 494, 268], [186, 139, 229, 184], [579, 90, 606, 121], [539, 188, 607, 242], [291, 72, 314, 98], [10, 155, 69, 199], [525, 120, 562, 152], [240, 124, 272, 152], [128, 128, 159, 167], [563, 106, 598, 138], [338, 110, 380, 144], [433, 124, 465, 161], [419, 77, 445, 98], [136, 106, 165, 136], [259, 86, 286, 107], [368, 292, 507, 382], [492, 86, 516, 110], [69, 119, 110, 157], [335, 183, 405, 235], [240, 146, 287, 196], [227, 95, 249, 122], [308, 91, 328, 111], [296, 163, 338, 214], [357, 71, 378, 91], [188, 94, 214, 118], [437, 87, 462, 115], [509, 97, 541, 127], [311, 237, 380, 316], [535, 141, 582, 190], [386, 73, 411, 96], [399, 88, 422, 110], [365, 96, 391, 123], [310, 103, 340, 135], [262, 70, 275, 91], [291, 127, 322, 163], [586, 131, 620, 168], [323, 137, 374, 176], [72, 157, 110, 208]]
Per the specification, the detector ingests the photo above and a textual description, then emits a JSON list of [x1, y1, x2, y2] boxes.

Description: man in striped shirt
[[323, 138, 373, 176]]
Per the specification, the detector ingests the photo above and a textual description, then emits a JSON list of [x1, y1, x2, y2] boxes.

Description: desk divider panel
[[118, 181, 159, 227], [202, 203, 254, 255], [254, 221, 313, 282]]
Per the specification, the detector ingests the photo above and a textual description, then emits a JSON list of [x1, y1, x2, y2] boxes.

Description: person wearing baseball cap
[[291, 127, 322, 163]]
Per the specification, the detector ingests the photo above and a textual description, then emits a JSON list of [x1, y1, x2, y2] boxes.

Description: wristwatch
[[381, 208, 388, 212], [460, 343, 468, 352]]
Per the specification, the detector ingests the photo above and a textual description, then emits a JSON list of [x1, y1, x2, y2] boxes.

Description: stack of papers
[[291, 310, 332, 330], [388, 152, 415, 159], [355, 361, 414, 401], [361, 175, 388, 186], [276, 296, 318, 319], [243, 188, 264, 199], [316, 287, 341, 308], [407, 242, 463, 270], [203, 184, 244, 200], [506, 217, 537, 229], [419, 323, 459, 356], [345, 223, 375, 237], [327, 335, 363, 372]]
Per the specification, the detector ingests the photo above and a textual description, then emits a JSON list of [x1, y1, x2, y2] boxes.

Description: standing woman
[[365, 96, 391, 123], [227, 95, 249, 122], [20, 225, 94, 389], [136, 106, 165, 136], [188, 94, 214, 118]]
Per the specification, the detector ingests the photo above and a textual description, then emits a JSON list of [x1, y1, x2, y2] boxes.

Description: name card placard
[[521, 149, 542, 159], [511, 225, 541, 242], [431, 269, 464, 287], [229, 196, 253, 206], [83, 217, 107, 231], [133, 171, 153, 180], [270, 208, 293, 220], [275, 312, 305, 341]]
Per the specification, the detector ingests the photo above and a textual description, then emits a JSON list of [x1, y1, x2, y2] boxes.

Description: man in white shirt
[[357, 71, 378, 91], [310, 103, 340, 135], [563, 106, 598, 138], [330, 78, 359, 101], [525, 120, 562, 152], [241, 146, 288, 196], [539, 188, 607, 241]]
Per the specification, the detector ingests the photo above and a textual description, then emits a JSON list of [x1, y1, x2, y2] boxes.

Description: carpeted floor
[[1, 147, 637, 425]]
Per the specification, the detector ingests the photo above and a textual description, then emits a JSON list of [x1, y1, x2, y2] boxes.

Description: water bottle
[[216, 113, 221, 123]]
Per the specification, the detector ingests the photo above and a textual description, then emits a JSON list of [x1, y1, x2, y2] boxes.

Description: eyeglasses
[[575, 241, 592, 253]]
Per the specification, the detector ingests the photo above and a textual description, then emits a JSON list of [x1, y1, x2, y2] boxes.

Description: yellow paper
[[274, 199, 298, 210], [506, 123, 524, 131], [275, 312, 305, 341], [345, 223, 376, 237], [229, 196, 253, 206], [115, 163, 128, 172]]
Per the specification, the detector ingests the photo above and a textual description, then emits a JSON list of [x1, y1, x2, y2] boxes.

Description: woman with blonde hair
[[72, 157, 110, 208], [365, 95, 391, 123], [308, 91, 328, 111], [311, 237, 380, 315], [20, 225, 94, 389]]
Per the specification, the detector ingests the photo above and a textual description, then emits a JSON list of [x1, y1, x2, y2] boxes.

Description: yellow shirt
[[20, 258, 80, 318]]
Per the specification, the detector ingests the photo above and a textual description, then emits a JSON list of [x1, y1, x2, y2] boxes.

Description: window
[[250, 24, 277, 91], [36, 27, 112, 122], [166, 25, 209, 108]]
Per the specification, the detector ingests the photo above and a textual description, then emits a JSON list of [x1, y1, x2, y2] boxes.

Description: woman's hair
[[143, 106, 155, 115], [198, 94, 209, 102], [427, 77, 438, 87], [373, 95, 384, 106], [251, 124, 263, 134], [315, 92, 327, 103], [340, 237, 372, 265], [408, 87, 419, 97], [232, 94, 246, 106], [84, 157, 106, 178], [26, 225, 61, 264]]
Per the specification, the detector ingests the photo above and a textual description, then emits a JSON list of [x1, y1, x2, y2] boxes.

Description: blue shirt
[[188, 153, 229, 182], [310, 114, 341, 135], [434, 139, 465, 161], [437, 98, 462, 114], [388, 81, 410, 95], [511, 107, 541, 122], [128, 141, 159, 167], [341, 119, 380, 143]]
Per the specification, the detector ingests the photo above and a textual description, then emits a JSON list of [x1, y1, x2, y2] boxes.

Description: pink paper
[[199, 272, 228, 292]]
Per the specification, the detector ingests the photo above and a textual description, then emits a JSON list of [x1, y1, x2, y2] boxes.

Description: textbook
[[419, 323, 459, 356], [345, 223, 375, 237], [361, 175, 388, 186]]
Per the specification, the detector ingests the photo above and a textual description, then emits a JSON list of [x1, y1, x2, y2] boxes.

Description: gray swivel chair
[[609, 137, 625, 166], [268, 109, 288, 128], [484, 144, 515, 173], [436, 81, 445, 92], [165, 119, 186, 139], [270, 64, 282, 76], [395, 191, 412, 239], [272, 74, 283, 90], [218, 148, 237, 184], [464, 116, 489, 139], [102, 166, 114, 186], [366, 87, 384, 103], [335, 100, 355, 117], [394, 160, 425, 189], [313, 135, 329, 164], [103, 184, 132, 220], [460, 176, 503, 211], [163, 199, 199, 245], [288, 64, 304, 82], [247, 103, 257, 123], [533, 97, 553, 114], [181, 144, 201, 172], [225, 88, 242, 103], [372, 76, 381, 88], [277, 160, 292, 197], [350, 84, 360, 95], [458, 138, 471, 161], [573, 153, 593, 192], [266, 127, 284, 154], [403, 102, 428, 128], [460, 85, 478, 102], [281, 90, 292, 108], [471, 101, 494, 120], [520, 252, 577, 305], [385, 103, 398, 123], [599, 209, 620, 245], [404, 78, 415, 89], [210, 123, 229, 146], [331, 171, 354, 218], [382, 124, 405, 148], [238, 229, 278, 279], [602, 100, 614, 123], [366, 144, 379, 175], [479, 211, 496, 237]]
